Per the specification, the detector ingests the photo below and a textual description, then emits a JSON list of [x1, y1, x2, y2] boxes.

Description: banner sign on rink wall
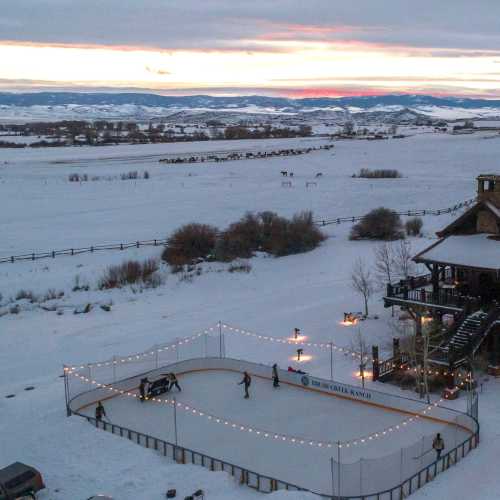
[[301, 375, 372, 401]]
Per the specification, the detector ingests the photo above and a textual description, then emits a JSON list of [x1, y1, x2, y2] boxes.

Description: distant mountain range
[[2, 92, 500, 110], [1, 92, 500, 122]]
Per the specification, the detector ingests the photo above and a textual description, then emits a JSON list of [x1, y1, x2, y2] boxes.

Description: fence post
[[219, 321, 223, 358], [63, 365, 71, 417], [372, 345, 380, 381]]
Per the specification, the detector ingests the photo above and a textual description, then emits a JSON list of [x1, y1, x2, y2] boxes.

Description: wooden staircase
[[431, 305, 500, 368]]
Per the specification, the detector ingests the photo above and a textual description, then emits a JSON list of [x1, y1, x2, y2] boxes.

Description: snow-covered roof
[[415, 233, 500, 270]]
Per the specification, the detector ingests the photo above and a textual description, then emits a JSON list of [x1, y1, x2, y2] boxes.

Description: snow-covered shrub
[[405, 217, 423, 236], [72, 274, 90, 292], [15, 289, 38, 302], [350, 208, 404, 241], [162, 223, 219, 266], [43, 288, 64, 301], [98, 258, 160, 289], [228, 262, 252, 273]]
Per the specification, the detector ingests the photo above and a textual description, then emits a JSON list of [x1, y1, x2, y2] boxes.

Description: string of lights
[[222, 323, 469, 378], [65, 367, 472, 449], [67, 326, 219, 371], [66, 321, 468, 392], [221, 323, 369, 362]]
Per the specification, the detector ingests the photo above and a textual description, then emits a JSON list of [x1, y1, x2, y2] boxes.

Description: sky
[[2, 0, 500, 97]]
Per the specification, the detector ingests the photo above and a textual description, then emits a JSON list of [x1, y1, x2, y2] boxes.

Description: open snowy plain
[[1, 130, 500, 499]]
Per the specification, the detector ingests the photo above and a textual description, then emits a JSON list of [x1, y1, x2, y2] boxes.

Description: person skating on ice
[[272, 363, 280, 388], [238, 371, 252, 398]]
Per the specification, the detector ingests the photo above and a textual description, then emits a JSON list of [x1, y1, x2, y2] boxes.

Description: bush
[[120, 170, 139, 180], [215, 213, 261, 261], [261, 211, 326, 256], [228, 261, 252, 273], [355, 168, 402, 179], [99, 258, 160, 289], [15, 289, 37, 302], [163, 211, 325, 268], [43, 289, 64, 301], [405, 217, 423, 236], [162, 223, 219, 266], [350, 207, 404, 241]]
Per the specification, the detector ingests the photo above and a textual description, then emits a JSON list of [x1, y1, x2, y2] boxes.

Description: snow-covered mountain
[[1, 92, 500, 122]]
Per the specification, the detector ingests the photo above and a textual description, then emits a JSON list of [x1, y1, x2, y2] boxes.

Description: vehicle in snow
[[147, 376, 170, 397], [0, 462, 45, 499]]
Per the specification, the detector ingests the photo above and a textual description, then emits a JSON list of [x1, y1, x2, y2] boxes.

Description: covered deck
[[384, 234, 500, 313]]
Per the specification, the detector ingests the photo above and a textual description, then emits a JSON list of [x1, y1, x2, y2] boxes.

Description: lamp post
[[297, 348, 303, 361]]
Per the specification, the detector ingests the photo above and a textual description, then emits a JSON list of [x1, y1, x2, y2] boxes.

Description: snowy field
[[0, 131, 499, 499]]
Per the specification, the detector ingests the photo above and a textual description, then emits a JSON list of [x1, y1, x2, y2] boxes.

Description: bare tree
[[374, 242, 395, 287], [351, 258, 375, 317], [350, 328, 368, 388], [394, 240, 415, 279]]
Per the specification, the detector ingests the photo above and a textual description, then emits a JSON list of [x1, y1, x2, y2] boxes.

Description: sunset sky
[[2, 0, 500, 97]]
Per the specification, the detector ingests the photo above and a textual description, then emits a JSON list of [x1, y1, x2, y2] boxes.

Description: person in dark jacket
[[432, 433, 445, 460], [272, 364, 280, 388], [95, 401, 106, 422], [168, 373, 181, 392], [238, 371, 252, 398], [139, 377, 150, 402]]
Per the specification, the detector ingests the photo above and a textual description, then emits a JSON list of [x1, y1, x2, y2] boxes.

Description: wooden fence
[[0, 197, 475, 265]]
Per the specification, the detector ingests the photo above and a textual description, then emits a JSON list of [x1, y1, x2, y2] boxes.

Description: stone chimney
[[477, 174, 500, 207]]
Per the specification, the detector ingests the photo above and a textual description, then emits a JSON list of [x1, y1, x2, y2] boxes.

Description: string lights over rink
[[67, 327, 218, 371], [65, 366, 472, 450], [67, 321, 473, 378], [221, 323, 369, 362]]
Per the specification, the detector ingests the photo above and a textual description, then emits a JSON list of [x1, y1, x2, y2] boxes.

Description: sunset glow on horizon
[[2, 40, 500, 98], [2, 1, 500, 98]]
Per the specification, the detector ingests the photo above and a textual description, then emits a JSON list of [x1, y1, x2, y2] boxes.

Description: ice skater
[[139, 377, 150, 402], [238, 371, 252, 399], [168, 372, 181, 392], [95, 401, 107, 422], [432, 433, 444, 460], [272, 364, 280, 388]]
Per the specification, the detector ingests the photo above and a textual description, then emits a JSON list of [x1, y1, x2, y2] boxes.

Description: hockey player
[[272, 364, 280, 388], [238, 371, 252, 399]]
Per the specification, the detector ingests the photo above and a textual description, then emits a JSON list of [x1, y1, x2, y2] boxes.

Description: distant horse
[[280, 170, 288, 177]]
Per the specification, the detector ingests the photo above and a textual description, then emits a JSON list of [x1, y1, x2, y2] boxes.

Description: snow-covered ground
[[0, 132, 498, 499]]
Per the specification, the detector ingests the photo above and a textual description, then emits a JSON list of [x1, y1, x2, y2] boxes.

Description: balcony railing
[[385, 273, 480, 312]]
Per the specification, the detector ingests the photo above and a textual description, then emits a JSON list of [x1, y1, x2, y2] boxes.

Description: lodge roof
[[414, 233, 500, 271], [437, 199, 500, 237]]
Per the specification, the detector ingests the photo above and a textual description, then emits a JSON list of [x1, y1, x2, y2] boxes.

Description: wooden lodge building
[[384, 174, 500, 374]]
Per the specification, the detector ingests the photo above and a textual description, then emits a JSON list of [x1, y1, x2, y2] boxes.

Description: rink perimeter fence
[[1, 197, 475, 265], [64, 325, 479, 499]]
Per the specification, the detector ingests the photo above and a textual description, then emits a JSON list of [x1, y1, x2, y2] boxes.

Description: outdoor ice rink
[[80, 368, 470, 495]]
